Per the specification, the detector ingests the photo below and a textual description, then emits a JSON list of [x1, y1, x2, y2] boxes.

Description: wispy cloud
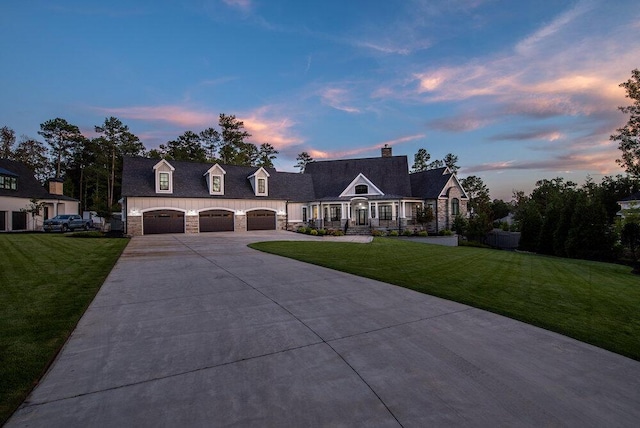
[[514, 0, 594, 55], [96, 105, 217, 127], [222, 0, 253, 13], [465, 150, 619, 175], [319, 87, 361, 113], [309, 134, 425, 159], [489, 128, 564, 142]]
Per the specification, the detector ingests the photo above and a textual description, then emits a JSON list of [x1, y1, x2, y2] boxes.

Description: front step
[[344, 226, 371, 236]]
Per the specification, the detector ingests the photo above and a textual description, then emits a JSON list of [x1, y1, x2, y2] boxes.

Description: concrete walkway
[[8, 231, 640, 427]]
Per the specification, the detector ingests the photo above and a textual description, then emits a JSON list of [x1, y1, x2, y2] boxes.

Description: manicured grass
[[0, 233, 129, 424], [250, 238, 640, 361]]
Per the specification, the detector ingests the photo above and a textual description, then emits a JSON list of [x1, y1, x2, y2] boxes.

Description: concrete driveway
[[8, 231, 640, 427]]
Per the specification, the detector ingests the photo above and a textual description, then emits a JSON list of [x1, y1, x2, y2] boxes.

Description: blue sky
[[1, 0, 639, 199]]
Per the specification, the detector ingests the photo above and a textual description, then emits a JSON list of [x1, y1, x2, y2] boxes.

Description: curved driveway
[[8, 231, 640, 427]]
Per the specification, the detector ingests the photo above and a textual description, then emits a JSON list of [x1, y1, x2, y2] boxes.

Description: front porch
[[306, 199, 430, 232]]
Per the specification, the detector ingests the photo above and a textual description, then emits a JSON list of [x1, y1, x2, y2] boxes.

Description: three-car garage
[[139, 209, 276, 234]]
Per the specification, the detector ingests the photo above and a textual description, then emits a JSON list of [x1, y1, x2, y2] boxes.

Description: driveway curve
[[8, 231, 640, 427]]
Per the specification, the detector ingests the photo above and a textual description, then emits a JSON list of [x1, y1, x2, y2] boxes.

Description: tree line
[[0, 114, 279, 216]]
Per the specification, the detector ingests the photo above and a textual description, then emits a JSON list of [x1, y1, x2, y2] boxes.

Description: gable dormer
[[247, 167, 270, 197], [0, 168, 18, 191], [204, 163, 226, 195], [153, 159, 175, 194], [339, 173, 384, 197]]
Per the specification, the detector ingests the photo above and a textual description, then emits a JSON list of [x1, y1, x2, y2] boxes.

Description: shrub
[[309, 229, 318, 236], [371, 229, 384, 237], [418, 231, 428, 237], [317, 228, 327, 236], [388, 230, 399, 237], [296, 226, 306, 233], [332, 230, 344, 236], [403, 230, 412, 236], [443, 229, 454, 236]]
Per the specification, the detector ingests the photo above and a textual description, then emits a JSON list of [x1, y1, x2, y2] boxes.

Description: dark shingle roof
[[122, 157, 315, 201], [0, 159, 73, 200], [303, 156, 412, 199], [122, 156, 464, 202], [620, 192, 640, 202], [410, 167, 452, 199]]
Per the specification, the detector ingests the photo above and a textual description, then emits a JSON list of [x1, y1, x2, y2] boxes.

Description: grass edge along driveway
[[250, 238, 640, 362], [0, 233, 129, 424]]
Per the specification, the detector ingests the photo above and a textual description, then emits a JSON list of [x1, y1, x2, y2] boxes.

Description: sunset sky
[[1, 0, 639, 199]]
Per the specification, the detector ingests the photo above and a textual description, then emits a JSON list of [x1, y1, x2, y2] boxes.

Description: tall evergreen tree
[[38, 118, 84, 178]]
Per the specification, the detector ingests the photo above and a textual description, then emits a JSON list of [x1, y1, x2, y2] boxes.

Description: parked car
[[43, 214, 92, 232]]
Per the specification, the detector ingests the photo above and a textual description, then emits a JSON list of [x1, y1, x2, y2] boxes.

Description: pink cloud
[[96, 105, 217, 128], [309, 134, 425, 160], [465, 150, 620, 176], [240, 106, 303, 149], [319, 87, 361, 113]]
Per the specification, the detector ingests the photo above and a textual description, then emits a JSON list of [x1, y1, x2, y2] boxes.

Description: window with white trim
[[355, 184, 368, 194], [258, 178, 266, 194], [159, 173, 170, 191], [379, 205, 392, 220], [212, 175, 221, 192]]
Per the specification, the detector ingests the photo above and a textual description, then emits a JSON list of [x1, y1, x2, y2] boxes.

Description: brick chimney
[[381, 144, 392, 158], [49, 178, 64, 196]]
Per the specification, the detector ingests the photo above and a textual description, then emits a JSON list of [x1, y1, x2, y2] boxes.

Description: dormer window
[[0, 174, 18, 190], [204, 164, 226, 195], [212, 176, 221, 192], [159, 173, 170, 191], [247, 167, 270, 197], [153, 159, 174, 194], [339, 173, 384, 198], [355, 184, 368, 194]]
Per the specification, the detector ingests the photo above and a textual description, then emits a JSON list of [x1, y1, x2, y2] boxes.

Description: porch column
[[368, 201, 372, 219], [391, 202, 397, 220], [401, 201, 406, 218]]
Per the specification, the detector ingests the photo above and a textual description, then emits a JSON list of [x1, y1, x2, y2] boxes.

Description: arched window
[[355, 184, 368, 194], [451, 198, 460, 216]]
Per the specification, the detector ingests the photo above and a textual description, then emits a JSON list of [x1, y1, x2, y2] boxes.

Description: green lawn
[[0, 233, 129, 424], [250, 238, 640, 361]]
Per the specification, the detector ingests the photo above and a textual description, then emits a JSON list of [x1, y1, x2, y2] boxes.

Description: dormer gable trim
[[247, 167, 270, 196], [204, 163, 226, 195], [153, 159, 175, 194], [438, 174, 469, 200], [247, 167, 271, 179], [339, 173, 384, 197]]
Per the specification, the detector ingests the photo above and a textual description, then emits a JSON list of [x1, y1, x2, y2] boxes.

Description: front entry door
[[356, 208, 368, 225]]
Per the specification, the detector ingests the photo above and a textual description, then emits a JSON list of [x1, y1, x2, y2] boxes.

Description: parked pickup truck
[[43, 214, 92, 232]]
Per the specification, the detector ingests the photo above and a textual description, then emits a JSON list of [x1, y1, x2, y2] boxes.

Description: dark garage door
[[143, 210, 184, 234], [12, 211, 27, 231], [199, 210, 234, 232], [247, 210, 276, 231]]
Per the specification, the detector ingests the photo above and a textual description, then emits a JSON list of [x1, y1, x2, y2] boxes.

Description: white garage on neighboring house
[[0, 159, 80, 232], [121, 146, 469, 236]]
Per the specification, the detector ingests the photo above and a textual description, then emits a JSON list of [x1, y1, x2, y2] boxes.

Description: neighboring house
[[0, 159, 80, 231], [618, 192, 640, 218], [121, 146, 469, 236]]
